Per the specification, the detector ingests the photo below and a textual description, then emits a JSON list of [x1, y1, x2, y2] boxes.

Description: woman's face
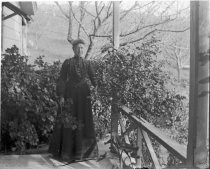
[[73, 43, 84, 58]]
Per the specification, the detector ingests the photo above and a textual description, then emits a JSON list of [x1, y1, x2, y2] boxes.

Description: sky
[[34, 0, 190, 18], [35, 0, 190, 14]]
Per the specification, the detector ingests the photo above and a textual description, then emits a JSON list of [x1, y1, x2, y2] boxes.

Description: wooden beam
[[111, 1, 120, 149], [162, 163, 188, 169], [111, 134, 136, 169], [0, 4, 3, 150], [121, 123, 138, 138], [142, 130, 162, 169], [188, 1, 209, 168], [3, 12, 17, 20], [136, 127, 143, 168], [187, 1, 199, 167], [110, 103, 120, 148], [194, 0, 209, 166], [119, 114, 130, 144], [118, 113, 137, 168], [113, 1, 120, 49], [2, 2, 31, 21], [120, 105, 187, 163]]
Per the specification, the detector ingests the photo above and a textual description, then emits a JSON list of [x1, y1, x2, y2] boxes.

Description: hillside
[[27, 2, 190, 89], [27, 3, 74, 63], [27, 3, 111, 63]]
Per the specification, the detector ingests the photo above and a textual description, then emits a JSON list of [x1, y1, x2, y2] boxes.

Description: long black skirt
[[49, 81, 98, 162]]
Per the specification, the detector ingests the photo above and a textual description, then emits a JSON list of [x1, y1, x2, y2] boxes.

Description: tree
[[163, 32, 190, 82], [159, 15, 190, 83], [54, 1, 190, 59]]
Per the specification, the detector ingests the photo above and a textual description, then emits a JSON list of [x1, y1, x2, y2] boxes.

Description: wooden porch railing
[[111, 105, 187, 169]]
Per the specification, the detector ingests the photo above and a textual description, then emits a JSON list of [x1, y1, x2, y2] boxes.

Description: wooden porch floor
[[0, 137, 120, 169]]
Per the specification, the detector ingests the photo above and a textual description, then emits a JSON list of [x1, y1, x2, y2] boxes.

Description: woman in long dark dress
[[49, 39, 98, 162]]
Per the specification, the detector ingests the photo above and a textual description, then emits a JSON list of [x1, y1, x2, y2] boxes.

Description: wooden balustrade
[[109, 2, 209, 168], [112, 105, 188, 169], [120, 105, 187, 162]]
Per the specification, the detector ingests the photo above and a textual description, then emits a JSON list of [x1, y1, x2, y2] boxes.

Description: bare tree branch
[[98, 4, 105, 21], [160, 1, 176, 17], [67, 2, 73, 43], [54, 2, 69, 19], [95, 2, 99, 20], [78, 1, 86, 39], [120, 2, 138, 20], [156, 27, 190, 33], [92, 2, 112, 35], [122, 26, 188, 47], [85, 36, 93, 59], [80, 5, 96, 18], [106, 2, 112, 18], [84, 2, 112, 59], [95, 1, 99, 19], [164, 6, 190, 19], [89, 34, 111, 38], [146, 2, 163, 16], [168, 44, 189, 50], [120, 18, 176, 37], [69, 4, 89, 37], [85, 2, 113, 59], [95, 2, 105, 27], [120, 29, 157, 46], [128, 1, 155, 12], [160, 42, 189, 50]]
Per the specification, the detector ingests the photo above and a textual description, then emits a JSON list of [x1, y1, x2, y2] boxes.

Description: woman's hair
[[72, 39, 85, 48]]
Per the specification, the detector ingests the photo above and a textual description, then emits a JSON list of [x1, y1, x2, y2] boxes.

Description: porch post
[[113, 1, 120, 49], [187, 1, 209, 168], [194, 0, 209, 166], [0, 4, 3, 150], [111, 1, 120, 148]]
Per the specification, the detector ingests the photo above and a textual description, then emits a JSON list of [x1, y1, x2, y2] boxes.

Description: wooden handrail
[[119, 105, 187, 163], [118, 113, 137, 168], [142, 130, 162, 169]]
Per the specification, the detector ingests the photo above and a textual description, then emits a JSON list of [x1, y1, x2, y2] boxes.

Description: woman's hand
[[59, 97, 65, 106]]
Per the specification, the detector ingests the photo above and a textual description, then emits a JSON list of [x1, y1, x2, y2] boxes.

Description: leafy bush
[[1, 44, 188, 163], [94, 39, 187, 129], [1, 46, 60, 152], [92, 38, 188, 166]]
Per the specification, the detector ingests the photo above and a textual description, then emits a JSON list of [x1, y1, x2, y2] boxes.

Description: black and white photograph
[[0, 0, 209, 169]]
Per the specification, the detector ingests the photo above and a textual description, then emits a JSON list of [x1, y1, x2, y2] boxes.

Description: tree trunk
[[78, 2, 85, 39], [67, 2, 73, 43], [177, 67, 181, 83], [84, 37, 93, 59]]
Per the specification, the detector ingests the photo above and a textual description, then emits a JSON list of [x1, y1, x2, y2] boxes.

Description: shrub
[[1, 46, 60, 152], [92, 39, 188, 166], [94, 40, 187, 130], [1, 44, 188, 162]]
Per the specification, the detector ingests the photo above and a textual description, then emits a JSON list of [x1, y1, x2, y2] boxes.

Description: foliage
[[1, 43, 188, 165], [1, 45, 60, 152], [95, 38, 187, 128], [92, 37, 188, 166]]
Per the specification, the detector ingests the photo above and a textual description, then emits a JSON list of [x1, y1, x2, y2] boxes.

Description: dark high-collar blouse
[[56, 56, 96, 98]]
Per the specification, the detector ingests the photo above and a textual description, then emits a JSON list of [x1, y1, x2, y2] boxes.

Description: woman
[[49, 39, 98, 162]]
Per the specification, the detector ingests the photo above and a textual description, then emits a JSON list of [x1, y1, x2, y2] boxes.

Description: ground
[[0, 137, 120, 169]]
